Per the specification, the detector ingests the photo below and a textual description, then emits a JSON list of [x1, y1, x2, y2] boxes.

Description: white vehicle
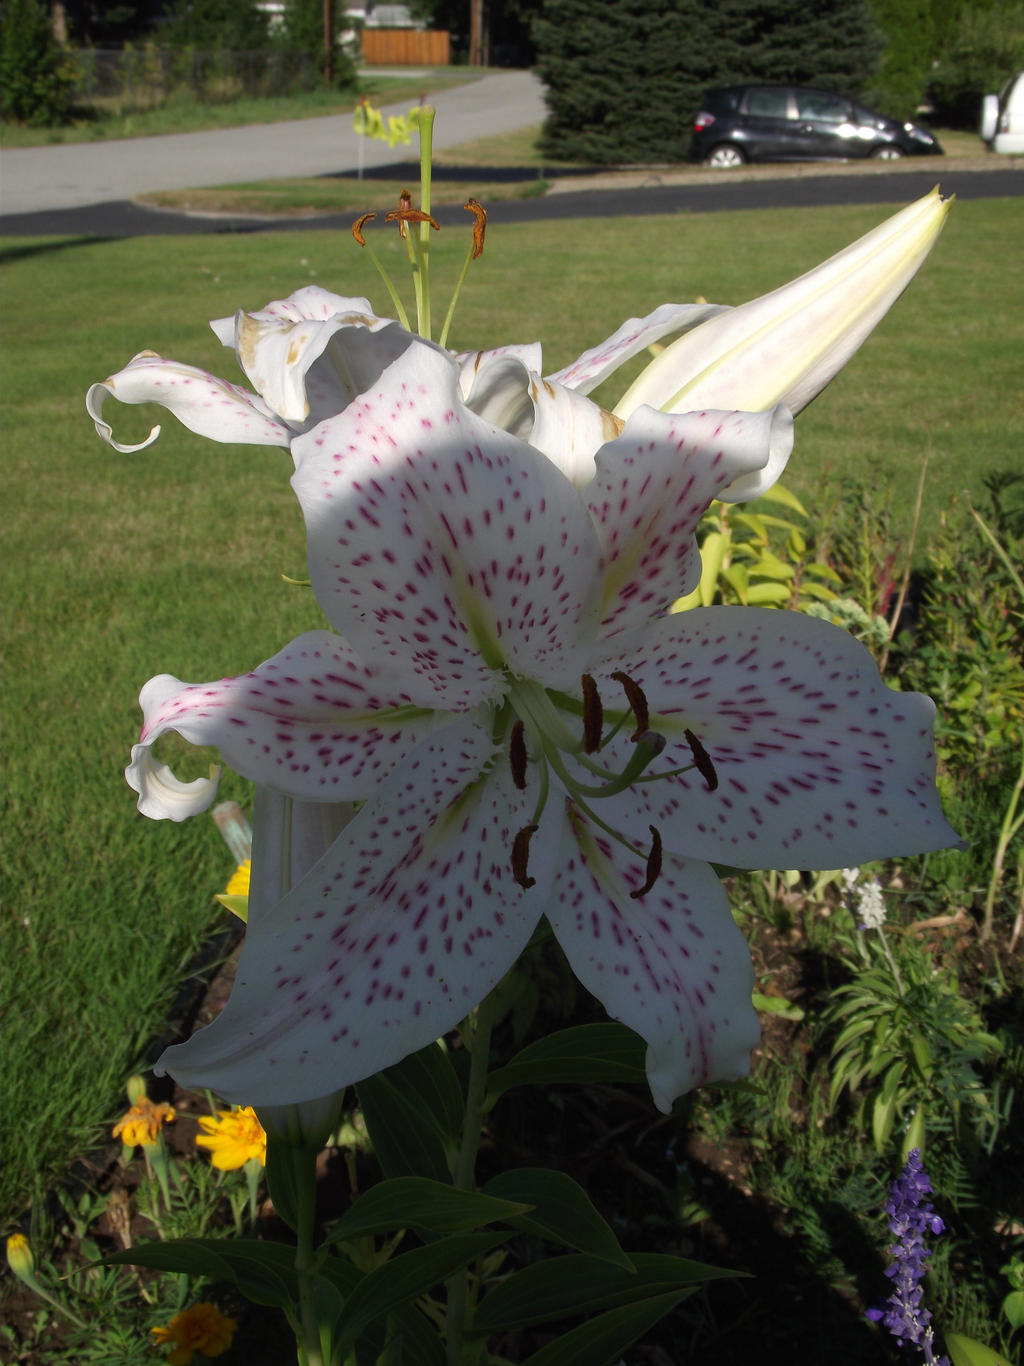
[[981, 71, 1024, 154]]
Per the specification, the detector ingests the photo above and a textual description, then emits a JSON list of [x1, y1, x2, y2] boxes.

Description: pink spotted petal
[[547, 302, 730, 395], [548, 814, 758, 1112], [589, 608, 962, 868], [588, 406, 793, 637], [290, 345, 603, 703], [126, 630, 439, 820], [86, 352, 293, 453], [155, 720, 562, 1105]]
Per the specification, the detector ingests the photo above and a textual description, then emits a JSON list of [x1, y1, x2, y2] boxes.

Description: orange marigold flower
[[151, 1301, 237, 1365], [112, 1095, 175, 1148], [196, 1105, 266, 1169]]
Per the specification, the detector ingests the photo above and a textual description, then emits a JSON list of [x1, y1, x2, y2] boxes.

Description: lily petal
[[223, 287, 434, 425], [87, 352, 292, 453], [548, 817, 758, 1112], [591, 607, 962, 868], [290, 345, 603, 700], [614, 188, 951, 419], [547, 302, 729, 395], [126, 747, 221, 821], [126, 630, 439, 816], [588, 406, 793, 636], [457, 343, 544, 409], [156, 721, 560, 1105]]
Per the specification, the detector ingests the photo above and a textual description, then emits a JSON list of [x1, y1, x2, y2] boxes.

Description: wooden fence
[[360, 29, 450, 66]]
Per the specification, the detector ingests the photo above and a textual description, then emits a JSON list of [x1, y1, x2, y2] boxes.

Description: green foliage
[[823, 911, 1003, 1155], [276, 0, 358, 88], [930, 1, 1024, 128], [164, 0, 271, 50], [672, 482, 846, 615], [897, 474, 1024, 775], [0, 0, 76, 125], [862, 0, 937, 117]]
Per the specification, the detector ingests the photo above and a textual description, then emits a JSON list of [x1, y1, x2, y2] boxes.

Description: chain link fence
[[71, 47, 323, 111]]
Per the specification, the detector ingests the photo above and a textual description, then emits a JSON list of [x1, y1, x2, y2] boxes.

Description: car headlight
[[904, 123, 935, 144]]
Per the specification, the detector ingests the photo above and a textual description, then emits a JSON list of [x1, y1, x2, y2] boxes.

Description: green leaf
[[516, 1291, 691, 1366], [357, 1042, 463, 1182], [872, 1085, 899, 1154], [903, 1105, 927, 1160], [483, 1169, 632, 1269], [1001, 1289, 1024, 1331], [378, 1305, 448, 1366], [745, 581, 790, 604], [333, 1232, 508, 1354], [752, 992, 805, 1022], [486, 1024, 647, 1103], [946, 1331, 1014, 1366], [265, 1135, 316, 1235], [471, 1252, 738, 1333], [105, 1238, 297, 1310], [323, 1177, 530, 1247], [755, 482, 808, 515]]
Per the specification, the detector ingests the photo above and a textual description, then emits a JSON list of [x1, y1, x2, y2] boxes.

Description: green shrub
[[930, 1, 1024, 129], [0, 0, 76, 125]]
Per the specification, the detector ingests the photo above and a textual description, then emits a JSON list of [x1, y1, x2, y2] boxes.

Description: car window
[[743, 88, 792, 119], [795, 90, 851, 122]]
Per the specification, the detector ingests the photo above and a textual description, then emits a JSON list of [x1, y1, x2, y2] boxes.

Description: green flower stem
[[446, 991, 498, 1366], [416, 107, 436, 340], [295, 1146, 326, 1366]]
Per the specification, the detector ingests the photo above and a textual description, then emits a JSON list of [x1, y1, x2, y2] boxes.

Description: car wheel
[[871, 145, 904, 160], [703, 144, 746, 169]]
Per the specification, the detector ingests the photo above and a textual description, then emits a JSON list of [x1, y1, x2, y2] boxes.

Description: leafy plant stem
[[446, 991, 498, 1366], [983, 738, 1024, 941], [880, 452, 928, 675], [877, 925, 905, 996]]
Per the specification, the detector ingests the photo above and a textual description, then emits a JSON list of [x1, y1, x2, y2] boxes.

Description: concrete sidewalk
[[0, 70, 546, 216]]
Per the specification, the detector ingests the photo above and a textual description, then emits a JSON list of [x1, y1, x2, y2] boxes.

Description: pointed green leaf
[[323, 1177, 530, 1247], [333, 1232, 508, 1354], [472, 1252, 738, 1333], [486, 1024, 646, 1104], [105, 1238, 297, 1309], [483, 1169, 632, 1269], [516, 1291, 691, 1366], [357, 1042, 463, 1182], [946, 1332, 1014, 1366], [752, 992, 805, 1021], [265, 1135, 316, 1235]]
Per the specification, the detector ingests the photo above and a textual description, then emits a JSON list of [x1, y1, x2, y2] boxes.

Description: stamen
[[581, 674, 603, 754], [630, 825, 663, 900], [509, 720, 528, 790], [385, 207, 441, 233], [351, 212, 376, 246], [511, 824, 539, 889], [610, 671, 650, 740], [463, 197, 487, 258], [684, 728, 719, 792]]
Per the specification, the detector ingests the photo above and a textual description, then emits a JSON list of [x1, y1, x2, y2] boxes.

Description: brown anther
[[463, 197, 487, 258], [684, 728, 719, 792], [610, 670, 650, 740], [399, 188, 413, 212], [630, 825, 663, 900], [351, 212, 377, 246], [581, 674, 603, 754], [511, 824, 539, 889], [385, 208, 441, 233], [509, 720, 528, 790]]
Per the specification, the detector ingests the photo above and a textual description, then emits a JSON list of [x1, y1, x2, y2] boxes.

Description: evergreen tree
[[165, 0, 271, 49], [861, 0, 935, 117], [930, 0, 1024, 125], [277, 0, 356, 87]]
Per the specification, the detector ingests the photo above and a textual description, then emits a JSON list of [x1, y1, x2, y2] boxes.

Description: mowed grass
[[1, 195, 1021, 1218]]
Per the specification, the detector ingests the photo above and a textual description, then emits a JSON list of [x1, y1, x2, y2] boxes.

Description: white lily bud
[[614, 187, 951, 421]]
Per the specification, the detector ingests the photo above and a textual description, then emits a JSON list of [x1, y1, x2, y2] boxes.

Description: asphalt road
[[1, 166, 1020, 239]]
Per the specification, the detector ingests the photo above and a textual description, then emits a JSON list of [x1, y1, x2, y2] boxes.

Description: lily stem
[[446, 990, 498, 1366], [295, 1146, 326, 1366]]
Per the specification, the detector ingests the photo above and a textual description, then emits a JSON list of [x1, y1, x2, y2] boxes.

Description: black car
[[690, 85, 943, 167]]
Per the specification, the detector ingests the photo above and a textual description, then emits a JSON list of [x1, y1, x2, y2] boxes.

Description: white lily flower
[[131, 340, 958, 1115], [612, 187, 951, 419]]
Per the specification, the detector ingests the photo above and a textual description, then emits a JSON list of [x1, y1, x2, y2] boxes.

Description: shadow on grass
[[0, 235, 116, 264], [327, 160, 615, 184]]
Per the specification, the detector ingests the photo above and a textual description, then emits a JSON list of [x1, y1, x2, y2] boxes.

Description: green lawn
[[1, 194, 1021, 1220]]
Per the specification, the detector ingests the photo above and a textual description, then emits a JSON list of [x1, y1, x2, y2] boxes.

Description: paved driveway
[[0, 70, 546, 216]]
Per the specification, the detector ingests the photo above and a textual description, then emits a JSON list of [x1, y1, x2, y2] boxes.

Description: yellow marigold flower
[[151, 1301, 237, 1365], [196, 1105, 266, 1169], [224, 859, 250, 896], [112, 1095, 175, 1148]]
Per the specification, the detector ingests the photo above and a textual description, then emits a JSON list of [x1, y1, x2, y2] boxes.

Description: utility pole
[[323, 0, 334, 85], [468, 0, 485, 66]]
